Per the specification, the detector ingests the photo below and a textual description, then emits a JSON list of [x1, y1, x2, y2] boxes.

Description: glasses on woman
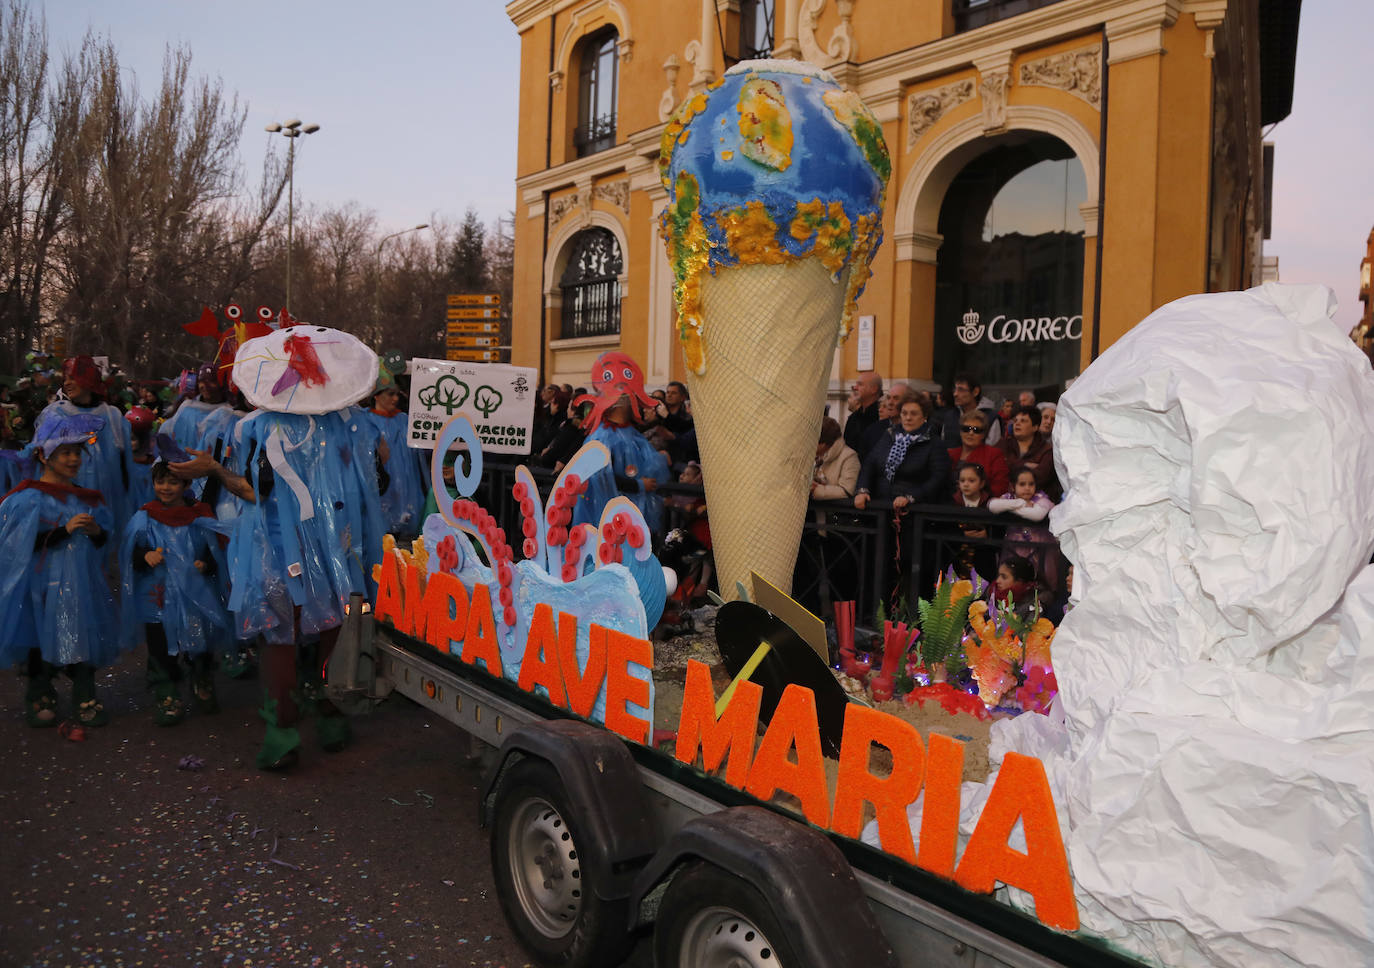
[[960, 424, 986, 434]]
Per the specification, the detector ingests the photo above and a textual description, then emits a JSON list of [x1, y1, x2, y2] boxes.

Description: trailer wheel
[[653, 860, 803, 968], [489, 758, 632, 968]]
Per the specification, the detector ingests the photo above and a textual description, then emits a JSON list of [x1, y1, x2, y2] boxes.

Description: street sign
[[445, 335, 500, 348], [441, 347, 502, 363], [445, 321, 499, 335], [447, 293, 501, 307], [446, 307, 500, 320]]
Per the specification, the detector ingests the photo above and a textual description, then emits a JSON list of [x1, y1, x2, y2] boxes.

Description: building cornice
[[855, 0, 1183, 98], [507, 0, 588, 33]]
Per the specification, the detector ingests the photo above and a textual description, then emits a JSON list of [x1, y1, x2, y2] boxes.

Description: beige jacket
[[812, 439, 860, 500]]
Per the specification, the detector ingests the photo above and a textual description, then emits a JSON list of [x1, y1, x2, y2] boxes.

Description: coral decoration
[[269, 332, 329, 396], [1015, 666, 1058, 715], [964, 632, 1017, 709], [870, 620, 918, 703], [1023, 617, 1055, 671], [573, 352, 659, 432], [905, 682, 991, 720]]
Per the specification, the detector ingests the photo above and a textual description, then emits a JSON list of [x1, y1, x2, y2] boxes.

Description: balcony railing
[[952, 0, 1066, 32], [574, 112, 617, 157]]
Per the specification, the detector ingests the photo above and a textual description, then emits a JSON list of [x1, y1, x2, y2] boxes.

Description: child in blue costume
[[120, 461, 230, 725], [0, 414, 124, 727], [176, 405, 384, 768], [34, 356, 134, 536], [574, 395, 670, 533], [125, 406, 158, 509], [362, 382, 427, 539]]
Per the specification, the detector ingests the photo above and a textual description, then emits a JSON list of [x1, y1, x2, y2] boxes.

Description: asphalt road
[[0, 649, 577, 968]]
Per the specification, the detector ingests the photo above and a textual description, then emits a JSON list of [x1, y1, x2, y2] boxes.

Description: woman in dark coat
[[1000, 404, 1058, 500], [854, 397, 951, 510]]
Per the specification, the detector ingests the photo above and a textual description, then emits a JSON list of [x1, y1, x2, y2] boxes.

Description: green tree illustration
[[473, 385, 503, 418], [418, 375, 470, 415]]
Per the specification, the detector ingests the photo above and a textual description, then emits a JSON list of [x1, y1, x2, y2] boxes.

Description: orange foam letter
[[560, 616, 606, 719], [602, 627, 652, 744], [745, 685, 830, 828], [420, 570, 469, 654], [399, 558, 425, 637], [518, 604, 568, 708], [916, 733, 965, 879], [373, 552, 405, 630], [954, 752, 1078, 931], [831, 704, 923, 864], [461, 583, 503, 677], [674, 659, 760, 788]]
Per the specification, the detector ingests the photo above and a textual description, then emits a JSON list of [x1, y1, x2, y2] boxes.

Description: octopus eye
[[622, 367, 634, 380], [602, 369, 614, 382]]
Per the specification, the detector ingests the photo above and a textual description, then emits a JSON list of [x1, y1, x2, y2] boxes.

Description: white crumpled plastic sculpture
[[867, 283, 1374, 966]]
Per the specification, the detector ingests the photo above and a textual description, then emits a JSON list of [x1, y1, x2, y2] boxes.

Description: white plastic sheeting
[[866, 284, 1374, 966]]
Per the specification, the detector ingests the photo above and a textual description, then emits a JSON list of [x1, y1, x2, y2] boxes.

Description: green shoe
[[222, 647, 257, 680], [152, 686, 185, 727], [191, 673, 219, 715], [256, 698, 301, 771]]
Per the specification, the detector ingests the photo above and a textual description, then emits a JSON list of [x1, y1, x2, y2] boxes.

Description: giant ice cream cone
[[659, 60, 890, 597]]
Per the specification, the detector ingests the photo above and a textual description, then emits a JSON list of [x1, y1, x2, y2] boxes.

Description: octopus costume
[[572, 353, 670, 533]]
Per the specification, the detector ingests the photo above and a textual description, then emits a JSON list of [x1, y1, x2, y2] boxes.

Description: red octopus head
[[573, 352, 657, 433]]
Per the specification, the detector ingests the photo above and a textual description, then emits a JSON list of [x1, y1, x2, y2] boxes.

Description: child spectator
[[989, 465, 1058, 592], [120, 461, 229, 725], [0, 414, 125, 727], [991, 555, 1039, 621], [951, 460, 994, 581]]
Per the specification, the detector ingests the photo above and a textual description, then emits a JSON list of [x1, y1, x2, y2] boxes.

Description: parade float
[[345, 58, 1374, 968]]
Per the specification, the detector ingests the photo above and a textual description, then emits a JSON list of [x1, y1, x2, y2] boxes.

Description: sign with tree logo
[[406, 357, 537, 454]]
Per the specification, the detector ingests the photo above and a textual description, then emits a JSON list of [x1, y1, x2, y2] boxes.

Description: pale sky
[[41, 2, 1372, 332]]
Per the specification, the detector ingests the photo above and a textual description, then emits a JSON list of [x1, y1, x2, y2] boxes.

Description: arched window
[[740, 0, 775, 59], [559, 228, 622, 338], [575, 29, 618, 158]]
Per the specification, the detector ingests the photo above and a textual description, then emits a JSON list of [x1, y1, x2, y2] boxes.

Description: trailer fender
[[480, 719, 657, 899], [630, 805, 900, 968]]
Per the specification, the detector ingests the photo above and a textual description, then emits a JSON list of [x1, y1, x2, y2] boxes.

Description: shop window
[[932, 136, 1086, 391], [575, 29, 618, 158], [559, 228, 622, 339], [740, 0, 775, 59]]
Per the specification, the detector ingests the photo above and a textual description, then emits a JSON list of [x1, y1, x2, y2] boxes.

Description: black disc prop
[[715, 600, 849, 758]]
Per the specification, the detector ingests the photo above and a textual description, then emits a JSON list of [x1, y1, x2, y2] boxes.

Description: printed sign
[[957, 309, 1083, 346], [407, 357, 536, 454]]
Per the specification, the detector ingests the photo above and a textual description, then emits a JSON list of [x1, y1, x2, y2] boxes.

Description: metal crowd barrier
[[475, 461, 1063, 628]]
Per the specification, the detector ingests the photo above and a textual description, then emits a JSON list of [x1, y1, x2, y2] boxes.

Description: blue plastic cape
[[573, 423, 669, 532], [119, 508, 231, 655], [34, 400, 134, 533], [225, 410, 384, 643], [194, 405, 246, 520], [0, 486, 123, 666], [362, 408, 428, 537]]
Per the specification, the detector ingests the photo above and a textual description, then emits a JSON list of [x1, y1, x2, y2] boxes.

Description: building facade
[[505, 0, 1299, 399]]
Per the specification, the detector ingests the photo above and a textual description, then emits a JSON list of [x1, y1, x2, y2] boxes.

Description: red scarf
[[1, 479, 105, 507], [141, 500, 215, 527], [370, 408, 402, 418]]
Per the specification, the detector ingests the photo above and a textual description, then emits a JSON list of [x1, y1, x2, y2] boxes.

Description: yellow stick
[[715, 640, 771, 718]]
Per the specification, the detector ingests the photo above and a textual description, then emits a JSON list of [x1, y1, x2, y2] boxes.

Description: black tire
[[489, 757, 633, 968], [653, 860, 804, 968]]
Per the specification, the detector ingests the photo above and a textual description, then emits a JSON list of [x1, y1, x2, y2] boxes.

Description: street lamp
[[373, 223, 431, 340], [265, 118, 321, 315]]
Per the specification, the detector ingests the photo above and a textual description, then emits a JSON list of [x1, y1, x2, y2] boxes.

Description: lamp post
[[265, 118, 320, 315], [373, 223, 430, 341]]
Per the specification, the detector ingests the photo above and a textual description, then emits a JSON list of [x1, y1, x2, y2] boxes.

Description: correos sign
[[957, 309, 1083, 346]]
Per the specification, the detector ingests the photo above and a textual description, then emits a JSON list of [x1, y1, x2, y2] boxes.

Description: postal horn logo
[[957, 308, 984, 346]]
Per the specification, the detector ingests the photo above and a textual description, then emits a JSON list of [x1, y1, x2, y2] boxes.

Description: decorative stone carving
[[549, 69, 565, 92], [659, 54, 681, 122], [798, 0, 856, 65], [549, 192, 582, 224], [1019, 45, 1102, 108], [684, 39, 713, 90], [979, 69, 1010, 134], [906, 79, 975, 146], [593, 180, 630, 214], [617, 37, 634, 63]]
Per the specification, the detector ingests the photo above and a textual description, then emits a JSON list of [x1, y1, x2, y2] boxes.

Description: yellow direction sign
[[445, 348, 501, 362], [446, 307, 501, 320], [447, 293, 501, 307], [446, 320, 498, 335], [445, 335, 500, 349]]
